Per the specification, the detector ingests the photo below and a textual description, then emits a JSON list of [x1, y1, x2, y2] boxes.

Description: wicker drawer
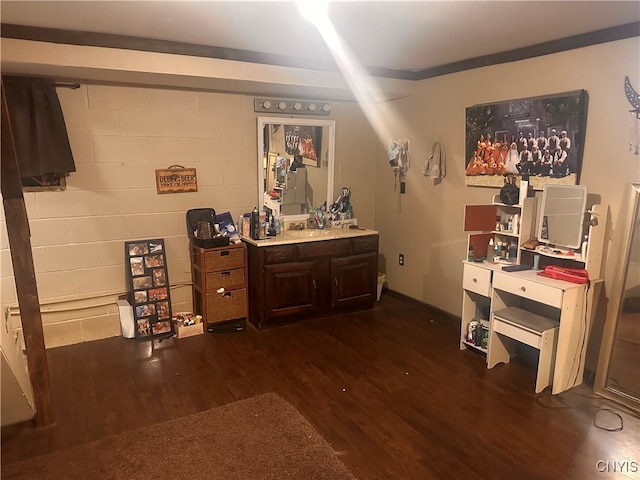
[[463, 263, 492, 297], [206, 288, 247, 323], [205, 268, 245, 292], [203, 246, 244, 271]]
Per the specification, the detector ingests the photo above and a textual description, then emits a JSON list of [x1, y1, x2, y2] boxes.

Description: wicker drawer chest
[[190, 242, 248, 330]]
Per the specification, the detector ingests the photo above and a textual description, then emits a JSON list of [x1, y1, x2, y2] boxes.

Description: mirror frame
[[257, 116, 335, 220], [594, 182, 640, 411], [537, 184, 588, 249]]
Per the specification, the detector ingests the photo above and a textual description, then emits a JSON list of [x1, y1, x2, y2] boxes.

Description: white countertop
[[241, 227, 378, 247]]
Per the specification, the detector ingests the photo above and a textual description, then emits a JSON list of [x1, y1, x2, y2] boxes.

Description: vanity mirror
[[257, 117, 335, 218], [537, 184, 588, 250]]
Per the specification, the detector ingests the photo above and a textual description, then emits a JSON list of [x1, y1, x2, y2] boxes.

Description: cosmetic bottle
[[250, 207, 260, 240]]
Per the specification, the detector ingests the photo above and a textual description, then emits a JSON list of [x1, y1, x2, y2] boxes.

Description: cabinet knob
[[275, 252, 285, 260], [472, 278, 478, 283], [520, 286, 526, 292]]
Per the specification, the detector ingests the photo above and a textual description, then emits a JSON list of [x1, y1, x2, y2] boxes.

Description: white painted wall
[[376, 37, 640, 317]]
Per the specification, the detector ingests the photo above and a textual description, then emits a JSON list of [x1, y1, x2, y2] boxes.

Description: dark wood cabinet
[[330, 253, 377, 308], [264, 260, 318, 319], [246, 234, 378, 329], [191, 242, 248, 329]]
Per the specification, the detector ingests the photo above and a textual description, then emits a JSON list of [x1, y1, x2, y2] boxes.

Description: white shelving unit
[[460, 196, 537, 354], [460, 195, 608, 393]]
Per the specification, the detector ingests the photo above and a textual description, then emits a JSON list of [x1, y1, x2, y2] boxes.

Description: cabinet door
[[330, 253, 377, 309], [264, 261, 318, 319]]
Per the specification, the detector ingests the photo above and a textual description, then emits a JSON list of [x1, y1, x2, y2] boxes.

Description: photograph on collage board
[[124, 238, 174, 339]]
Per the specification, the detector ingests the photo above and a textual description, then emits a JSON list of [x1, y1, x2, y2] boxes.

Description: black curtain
[[2, 76, 75, 177]]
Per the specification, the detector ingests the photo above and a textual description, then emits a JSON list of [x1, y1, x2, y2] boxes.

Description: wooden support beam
[[1, 80, 55, 427]]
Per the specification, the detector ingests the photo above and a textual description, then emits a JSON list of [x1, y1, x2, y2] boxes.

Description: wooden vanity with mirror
[[243, 229, 378, 329]]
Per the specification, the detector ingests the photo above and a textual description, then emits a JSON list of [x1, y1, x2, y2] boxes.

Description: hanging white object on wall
[[422, 140, 446, 185]]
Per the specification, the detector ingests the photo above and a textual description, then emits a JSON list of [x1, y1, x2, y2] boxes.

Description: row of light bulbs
[[261, 100, 330, 112], [254, 98, 331, 115]]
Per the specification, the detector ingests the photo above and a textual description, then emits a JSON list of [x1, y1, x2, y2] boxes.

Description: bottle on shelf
[[581, 234, 589, 261], [468, 244, 475, 262]]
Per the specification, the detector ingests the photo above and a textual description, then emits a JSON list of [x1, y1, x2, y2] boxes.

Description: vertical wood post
[[1, 80, 55, 427]]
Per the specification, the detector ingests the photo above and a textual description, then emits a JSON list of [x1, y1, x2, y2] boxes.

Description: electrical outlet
[[399, 253, 405, 266]]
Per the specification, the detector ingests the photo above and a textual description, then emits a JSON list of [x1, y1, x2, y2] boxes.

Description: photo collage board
[[124, 238, 174, 339]]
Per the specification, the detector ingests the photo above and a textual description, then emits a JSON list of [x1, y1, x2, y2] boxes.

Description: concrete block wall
[[1, 84, 257, 348]]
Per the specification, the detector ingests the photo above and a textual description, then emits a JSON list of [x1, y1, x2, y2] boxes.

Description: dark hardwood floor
[[2, 295, 639, 479]]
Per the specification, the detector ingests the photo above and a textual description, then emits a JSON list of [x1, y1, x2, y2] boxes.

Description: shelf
[[462, 339, 487, 354], [530, 245, 584, 262], [492, 230, 518, 237]]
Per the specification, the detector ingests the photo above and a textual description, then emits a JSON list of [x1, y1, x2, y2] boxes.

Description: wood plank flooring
[[2, 295, 639, 479]]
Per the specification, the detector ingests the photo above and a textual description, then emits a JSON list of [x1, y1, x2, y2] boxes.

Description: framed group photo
[[124, 238, 174, 339], [464, 90, 588, 190]]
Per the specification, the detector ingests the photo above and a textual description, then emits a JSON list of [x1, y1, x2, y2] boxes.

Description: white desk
[[488, 269, 588, 394]]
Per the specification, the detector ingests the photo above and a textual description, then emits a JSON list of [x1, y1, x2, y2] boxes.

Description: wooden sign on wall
[[155, 165, 197, 194]]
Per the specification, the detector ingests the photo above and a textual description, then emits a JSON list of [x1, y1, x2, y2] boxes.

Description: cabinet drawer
[[297, 239, 350, 259], [352, 235, 378, 254], [203, 246, 244, 271], [205, 268, 245, 291], [463, 263, 492, 297], [493, 271, 563, 308], [264, 245, 296, 264], [206, 288, 247, 323]]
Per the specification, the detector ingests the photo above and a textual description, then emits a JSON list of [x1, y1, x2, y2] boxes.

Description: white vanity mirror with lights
[[257, 117, 335, 221]]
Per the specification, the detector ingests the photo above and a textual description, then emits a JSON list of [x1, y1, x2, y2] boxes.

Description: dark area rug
[[2, 393, 356, 480]]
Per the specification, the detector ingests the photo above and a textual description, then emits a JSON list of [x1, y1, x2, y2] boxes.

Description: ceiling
[[3, 1, 640, 72], [1, 1, 639, 98]]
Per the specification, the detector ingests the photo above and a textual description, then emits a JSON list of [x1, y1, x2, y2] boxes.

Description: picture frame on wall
[[465, 90, 588, 190], [124, 238, 174, 339]]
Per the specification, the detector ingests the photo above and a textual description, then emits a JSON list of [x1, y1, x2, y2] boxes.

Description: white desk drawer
[[463, 263, 492, 297], [493, 271, 563, 308]]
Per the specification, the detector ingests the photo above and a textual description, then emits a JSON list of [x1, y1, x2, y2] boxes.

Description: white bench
[[488, 306, 560, 393]]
